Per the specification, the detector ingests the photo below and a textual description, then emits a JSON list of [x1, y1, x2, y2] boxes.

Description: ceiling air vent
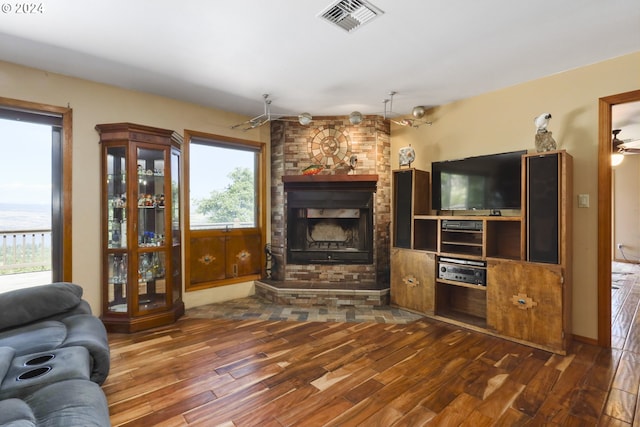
[[319, 0, 384, 33]]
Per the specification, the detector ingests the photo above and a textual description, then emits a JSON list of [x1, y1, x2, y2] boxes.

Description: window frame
[[183, 130, 267, 291]]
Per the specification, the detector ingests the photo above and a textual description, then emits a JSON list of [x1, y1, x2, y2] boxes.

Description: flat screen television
[[431, 150, 526, 212]]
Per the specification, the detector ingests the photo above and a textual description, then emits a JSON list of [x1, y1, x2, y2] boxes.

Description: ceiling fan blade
[[621, 147, 640, 155]]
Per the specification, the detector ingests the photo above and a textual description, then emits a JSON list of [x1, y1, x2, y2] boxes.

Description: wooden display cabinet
[[97, 123, 184, 333]]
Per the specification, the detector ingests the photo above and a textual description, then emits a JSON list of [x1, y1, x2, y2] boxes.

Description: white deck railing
[[0, 229, 51, 274]]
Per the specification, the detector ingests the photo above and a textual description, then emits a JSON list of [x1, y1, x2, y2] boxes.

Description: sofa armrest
[[61, 315, 111, 385], [0, 398, 36, 426]]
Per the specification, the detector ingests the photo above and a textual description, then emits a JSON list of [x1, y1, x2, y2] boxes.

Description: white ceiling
[[0, 0, 639, 118]]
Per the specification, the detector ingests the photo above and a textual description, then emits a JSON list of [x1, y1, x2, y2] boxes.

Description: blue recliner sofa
[[0, 282, 111, 426]]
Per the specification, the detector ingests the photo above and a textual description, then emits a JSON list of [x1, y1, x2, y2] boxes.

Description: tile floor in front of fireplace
[[185, 295, 424, 324]]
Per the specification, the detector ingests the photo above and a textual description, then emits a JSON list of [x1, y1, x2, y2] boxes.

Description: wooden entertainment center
[[390, 150, 572, 354]]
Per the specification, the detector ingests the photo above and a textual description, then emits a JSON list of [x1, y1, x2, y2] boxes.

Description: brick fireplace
[[266, 116, 391, 292]]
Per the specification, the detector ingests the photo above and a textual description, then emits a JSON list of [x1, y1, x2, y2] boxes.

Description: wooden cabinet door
[[486, 260, 566, 352], [390, 248, 435, 314], [225, 232, 262, 277], [189, 236, 227, 284]]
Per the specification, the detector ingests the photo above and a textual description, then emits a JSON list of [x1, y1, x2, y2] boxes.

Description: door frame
[[0, 96, 73, 282], [597, 89, 640, 347]]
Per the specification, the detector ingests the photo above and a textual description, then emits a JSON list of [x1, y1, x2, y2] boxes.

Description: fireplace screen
[[287, 191, 373, 264]]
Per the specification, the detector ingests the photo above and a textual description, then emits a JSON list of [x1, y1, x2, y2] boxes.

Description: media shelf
[[441, 229, 484, 257], [435, 282, 487, 328], [411, 215, 523, 259], [413, 217, 438, 251]]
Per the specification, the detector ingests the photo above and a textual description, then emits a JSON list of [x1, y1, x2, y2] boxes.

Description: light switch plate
[[578, 194, 590, 208]]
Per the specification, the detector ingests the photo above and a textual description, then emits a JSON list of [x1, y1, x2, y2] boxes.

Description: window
[[188, 139, 259, 230], [184, 131, 266, 291]]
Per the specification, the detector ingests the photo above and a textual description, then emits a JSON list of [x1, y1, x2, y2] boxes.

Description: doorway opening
[[598, 89, 640, 348]]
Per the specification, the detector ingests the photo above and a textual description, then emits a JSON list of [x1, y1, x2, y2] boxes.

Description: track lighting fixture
[[231, 92, 433, 130], [231, 94, 314, 131], [383, 91, 432, 128]]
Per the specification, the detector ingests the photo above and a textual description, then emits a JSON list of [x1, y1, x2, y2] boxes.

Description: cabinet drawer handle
[[198, 254, 215, 265], [511, 293, 538, 310], [402, 275, 419, 288]]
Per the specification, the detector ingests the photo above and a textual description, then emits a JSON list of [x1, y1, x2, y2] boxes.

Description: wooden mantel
[[282, 174, 378, 192]]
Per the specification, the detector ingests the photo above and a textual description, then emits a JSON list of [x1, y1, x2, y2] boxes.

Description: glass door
[[135, 146, 169, 312], [0, 112, 63, 291], [105, 145, 128, 313]]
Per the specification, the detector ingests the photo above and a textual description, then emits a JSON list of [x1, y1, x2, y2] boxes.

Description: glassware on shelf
[[107, 253, 128, 313]]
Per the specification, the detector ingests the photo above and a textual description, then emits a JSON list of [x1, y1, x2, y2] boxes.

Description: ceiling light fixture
[[611, 129, 640, 166], [349, 111, 363, 125], [298, 112, 313, 126], [383, 91, 432, 128], [611, 129, 624, 166]]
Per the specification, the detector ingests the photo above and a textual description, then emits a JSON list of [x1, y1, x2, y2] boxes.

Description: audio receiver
[[437, 257, 486, 286]]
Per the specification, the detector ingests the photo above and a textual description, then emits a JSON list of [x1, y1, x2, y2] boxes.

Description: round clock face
[[308, 127, 351, 166]]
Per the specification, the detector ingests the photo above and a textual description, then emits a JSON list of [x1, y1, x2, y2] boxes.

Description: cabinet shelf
[[436, 278, 487, 291], [441, 241, 482, 247], [434, 309, 487, 329]]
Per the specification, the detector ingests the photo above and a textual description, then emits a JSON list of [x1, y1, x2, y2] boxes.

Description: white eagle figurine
[[534, 113, 556, 152], [534, 113, 552, 133]]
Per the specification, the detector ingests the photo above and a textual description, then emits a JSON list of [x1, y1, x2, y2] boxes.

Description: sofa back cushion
[[0, 283, 83, 331]]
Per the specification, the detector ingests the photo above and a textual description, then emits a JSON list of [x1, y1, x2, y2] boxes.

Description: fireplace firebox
[[283, 175, 377, 265], [287, 191, 373, 264]]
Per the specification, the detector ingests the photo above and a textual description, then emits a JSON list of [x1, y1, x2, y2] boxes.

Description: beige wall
[[392, 51, 640, 339], [0, 60, 270, 312]]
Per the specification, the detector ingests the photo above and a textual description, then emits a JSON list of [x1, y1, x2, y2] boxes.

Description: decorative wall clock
[[308, 126, 351, 166]]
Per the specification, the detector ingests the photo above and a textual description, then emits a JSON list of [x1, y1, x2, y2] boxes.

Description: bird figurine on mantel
[[534, 112, 557, 152], [301, 164, 327, 175]]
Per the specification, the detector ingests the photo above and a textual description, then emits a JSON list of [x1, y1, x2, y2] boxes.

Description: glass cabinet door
[[136, 146, 168, 312], [171, 149, 181, 304], [137, 147, 166, 248], [137, 251, 167, 310], [106, 146, 127, 250], [105, 146, 128, 314]]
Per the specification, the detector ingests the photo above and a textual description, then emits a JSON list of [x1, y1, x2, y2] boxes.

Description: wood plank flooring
[[105, 263, 640, 426]]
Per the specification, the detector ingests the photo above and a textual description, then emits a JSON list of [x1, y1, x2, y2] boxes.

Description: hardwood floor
[[105, 265, 640, 426]]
